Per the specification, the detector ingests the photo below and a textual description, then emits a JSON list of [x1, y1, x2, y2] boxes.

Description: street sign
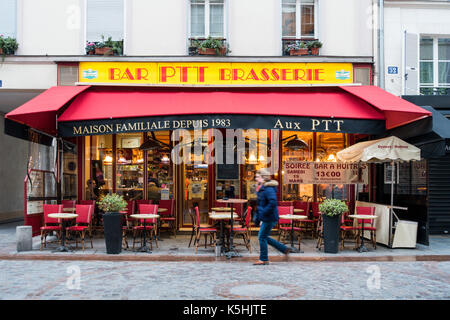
[[387, 66, 399, 74]]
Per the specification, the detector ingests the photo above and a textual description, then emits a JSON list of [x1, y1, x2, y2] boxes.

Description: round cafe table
[[216, 199, 248, 258], [211, 207, 230, 212], [130, 214, 159, 253], [62, 207, 76, 213], [280, 214, 308, 253], [348, 215, 378, 253], [48, 213, 78, 252], [209, 212, 240, 256], [293, 208, 304, 214]]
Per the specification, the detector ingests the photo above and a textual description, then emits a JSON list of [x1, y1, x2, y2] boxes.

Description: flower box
[[95, 47, 113, 55], [289, 48, 308, 56], [197, 47, 226, 56], [310, 47, 320, 55]]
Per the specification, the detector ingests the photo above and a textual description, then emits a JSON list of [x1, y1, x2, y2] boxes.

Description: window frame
[[188, 0, 226, 39], [419, 35, 450, 95], [84, 0, 126, 55], [282, 0, 318, 40]]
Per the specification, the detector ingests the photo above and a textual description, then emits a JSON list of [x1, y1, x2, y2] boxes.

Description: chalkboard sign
[[217, 163, 239, 180]]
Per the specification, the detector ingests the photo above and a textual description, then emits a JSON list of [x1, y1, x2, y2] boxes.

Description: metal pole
[[378, 0, 385, 89], [389, 161, 395, 247]]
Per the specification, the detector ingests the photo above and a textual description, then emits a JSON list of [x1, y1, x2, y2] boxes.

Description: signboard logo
[[335, 70, 351, 80], [82, 69, 98, 80]]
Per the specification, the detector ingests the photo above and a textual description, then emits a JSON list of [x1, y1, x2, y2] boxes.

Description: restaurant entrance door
[[182, 163, 209, 225]]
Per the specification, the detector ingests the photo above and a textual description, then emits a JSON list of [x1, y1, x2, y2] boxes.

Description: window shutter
[[0, 0, 17, 38], [58, 65, 79, 86], [404, 33, 419, 95], [86, 0, 124, 42]]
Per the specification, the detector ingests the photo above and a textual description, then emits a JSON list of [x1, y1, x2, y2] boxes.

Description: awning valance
[[6, 85, 431, 137]]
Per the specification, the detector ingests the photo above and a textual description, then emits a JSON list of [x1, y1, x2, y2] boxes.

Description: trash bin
[[16, 226, 33, 252], [392, 220, 418, 248]]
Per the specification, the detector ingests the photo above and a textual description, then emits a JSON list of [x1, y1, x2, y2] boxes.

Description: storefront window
[[62, 141, 78, 200], [86, 135, 113, 198], [316, 132, 348, 201], [281, 131, 313, 201], [146, 131, 174, 202], [116, 133, 144, 201]]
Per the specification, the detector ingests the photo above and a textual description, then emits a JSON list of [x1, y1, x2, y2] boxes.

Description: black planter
[[323, 214, 341, 254], [102, 212, 123, 254]]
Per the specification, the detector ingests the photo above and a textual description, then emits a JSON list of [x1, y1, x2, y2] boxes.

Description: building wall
[[384, 1, 450, 96], [0, 115, 28, 222]]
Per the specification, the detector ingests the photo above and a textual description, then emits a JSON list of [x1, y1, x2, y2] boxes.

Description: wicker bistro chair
[[340, 212, 359, 250], [301, 202, 320, 238], [121, 200, 136, 250], [194, 206, 217, 254], [132, 204, 159, 250], [40, 204, 63, 250], [316, 213, 324, 250], [66, 204, 95, 251]]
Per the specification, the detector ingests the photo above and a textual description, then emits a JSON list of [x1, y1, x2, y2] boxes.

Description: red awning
[[57, 87, 385, 122], [339, 86, 431, 129], [5, 86, 91, 134]]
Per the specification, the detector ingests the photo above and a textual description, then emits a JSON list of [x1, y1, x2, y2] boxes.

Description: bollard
[[16, 226, 33, 252]]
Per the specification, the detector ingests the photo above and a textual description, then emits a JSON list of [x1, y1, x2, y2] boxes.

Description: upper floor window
[[190, 0, 224, 38], [0, 0, 17, 38], [86, 0, 124, 42], [282, 0, 315, 39], [420, 36, 450, 95]]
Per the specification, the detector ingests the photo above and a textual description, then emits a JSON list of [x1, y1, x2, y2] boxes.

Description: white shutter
[[0, 0, 17, 38], [86, 0, 124, 42], [404, 32, 419, 95]]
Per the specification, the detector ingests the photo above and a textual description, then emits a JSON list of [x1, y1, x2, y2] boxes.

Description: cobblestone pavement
[[0, 259, 449, 300]]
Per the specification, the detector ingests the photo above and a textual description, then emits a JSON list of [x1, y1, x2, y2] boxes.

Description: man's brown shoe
[[253, 260, 269, 265]]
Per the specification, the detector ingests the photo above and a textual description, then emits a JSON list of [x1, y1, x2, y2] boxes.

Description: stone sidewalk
[[1, 221, 450, 262]]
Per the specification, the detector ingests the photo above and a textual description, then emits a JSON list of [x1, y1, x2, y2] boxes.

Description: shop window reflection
[[281, 131, 313, 201], [316, 132, 348, 201], [116, 133, 144, 201], [87, 135, 113, 198]]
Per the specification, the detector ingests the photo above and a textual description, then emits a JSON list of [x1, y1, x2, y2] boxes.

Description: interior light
[[258, 155, 265, 162], [161, 155, 170, 163], [327, 154, 337, 162], [103, 155, 113, 163]]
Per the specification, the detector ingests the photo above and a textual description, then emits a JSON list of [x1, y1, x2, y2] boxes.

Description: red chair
[[277, 206, 302, 250], [294, 201, 310, 215], [213, 200, 227, 208], [61, 200, 76, 211], [194, 206, 217, 254], [158, 199, 177, 237], [121, 200, 136, 249], [343, 201, 354, 225], [40, 204, 63, 250], [79, 200, 95, 206], [136, 200, 152, 212], [300, 202, 319, 238], [133, 204, 159, 250], [278, 201, 293, 207], [340, 212, 358, 250], [66, 204, 94, 251], [355, 206, 377, 249], [227, 207, 252, 252]]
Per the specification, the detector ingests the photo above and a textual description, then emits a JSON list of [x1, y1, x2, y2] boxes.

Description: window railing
[[420, 87, 450, 95]]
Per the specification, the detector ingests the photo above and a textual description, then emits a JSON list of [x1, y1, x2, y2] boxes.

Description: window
[[420, 36, 450, 95], [282, 0, 316, 39], [86, 0, 124, 42], [0, 0, 16, 38], [190, 0, 224, 38]]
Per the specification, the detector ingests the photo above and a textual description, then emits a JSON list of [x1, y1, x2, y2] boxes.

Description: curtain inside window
[[210, 3, 224, 37], [191, 3, 205, 37], [282, 4, 296, 37]]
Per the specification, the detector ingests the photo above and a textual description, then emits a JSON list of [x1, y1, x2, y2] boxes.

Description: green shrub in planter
[[319, 199, 348, 253], [98, 194, 127, 254]]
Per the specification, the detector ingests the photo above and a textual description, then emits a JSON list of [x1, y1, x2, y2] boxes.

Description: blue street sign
[[387, 66, 398, 74], [0, 80, 2, 87]]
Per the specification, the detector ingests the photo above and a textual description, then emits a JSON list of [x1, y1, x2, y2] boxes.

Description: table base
[[52, 246, 74, 253], [135, 246, 152, 253], [288, 246, 303, 254], [356, 245, 370, 253], [224, 248, 241, 259]]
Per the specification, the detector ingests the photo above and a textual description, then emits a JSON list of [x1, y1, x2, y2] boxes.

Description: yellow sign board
[[79, 62, 353, 85]]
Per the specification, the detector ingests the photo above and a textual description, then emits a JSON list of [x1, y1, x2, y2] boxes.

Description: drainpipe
[[378, 0, 385, 89]]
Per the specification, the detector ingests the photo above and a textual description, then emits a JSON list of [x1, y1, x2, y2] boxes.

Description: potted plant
[[85, 41, 96, 55], [287, 41, 308, 56], [94, 35, 114, 55], [319, 199, 348, 254], [307, 40, 323, 55], [0, 35, 18, 56], [197, 37, 229, 56], [97, 193, 127, 254]]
